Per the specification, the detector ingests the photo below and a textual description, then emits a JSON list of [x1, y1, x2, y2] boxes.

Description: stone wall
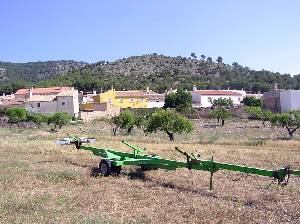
[[79, 104, 120, 122]]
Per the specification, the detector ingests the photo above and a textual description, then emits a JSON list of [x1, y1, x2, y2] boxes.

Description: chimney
[[29, 87, 33, 99], [227, 87, 230, 90], [192, 85, 197, 91], [273, 83, 278, 91], [111, 85, 114, 91], [146, 86, 149, 93], [93, 90, 96, 95]]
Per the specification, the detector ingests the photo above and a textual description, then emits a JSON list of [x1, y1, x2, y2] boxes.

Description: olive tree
[[5, 107, 28, 128], [111, 110, 142, 136], [245, 107, 273, 126], [210, 108, 231, 125], [211, 97, 233, 108], [48, 112, 72, 132], [145, 109, 193, 141], [270, 111, 300, 139]]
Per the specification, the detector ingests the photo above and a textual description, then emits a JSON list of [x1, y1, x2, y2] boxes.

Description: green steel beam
[[58, 137, 300, 189]]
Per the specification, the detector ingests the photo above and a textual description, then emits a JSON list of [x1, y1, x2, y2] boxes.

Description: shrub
[[48, 112, 72, 132], [5, 107, 28, 128], [242, 96, 263, 107], [145, 109, 193, 141]]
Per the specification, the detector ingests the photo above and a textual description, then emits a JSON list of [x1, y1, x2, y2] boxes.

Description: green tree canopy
[[270, 111, 300, 139], [145, 109, 193, 141], [211, 97, 233, 108], [242, 96, 263, 107], [5, 107, 28, 128], [111, 110, 142, 135], [245, 107, 273, 126], [163, 89, 193, 113], [210, 108, 231, 125], [48, 112, 72, 132]]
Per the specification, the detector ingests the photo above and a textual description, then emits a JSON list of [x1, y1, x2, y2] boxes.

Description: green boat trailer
[[56, 136, 300, 190]]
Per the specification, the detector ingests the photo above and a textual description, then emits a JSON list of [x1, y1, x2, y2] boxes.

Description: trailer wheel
[[99, 160, 111, 176], [111, 166, 122, 174]]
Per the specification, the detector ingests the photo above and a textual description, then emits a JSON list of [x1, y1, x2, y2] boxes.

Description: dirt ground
[[0, 119, 300, 224]]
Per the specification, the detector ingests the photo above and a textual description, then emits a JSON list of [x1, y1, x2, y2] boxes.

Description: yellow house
[[93, 87, 147, 108], [80, 87, 165, 110]]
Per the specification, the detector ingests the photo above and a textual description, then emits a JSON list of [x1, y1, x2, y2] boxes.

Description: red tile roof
[[193, 90, 242, 96], [15, 87, 73, 95]]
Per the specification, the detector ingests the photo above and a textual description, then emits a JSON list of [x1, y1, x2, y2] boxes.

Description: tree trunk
[[287, 127, 299, 139], [51, 125, 57, 132], [217, 118, 220, 122], [127, 126, 133, 134], [59, 124, 62, 129], [112, 127, 117, 136], [221, 120, 225, 126], [167, 132, 174, 141]]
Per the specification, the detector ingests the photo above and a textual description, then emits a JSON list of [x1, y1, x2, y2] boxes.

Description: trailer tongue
[[55, 136, 300, 191]]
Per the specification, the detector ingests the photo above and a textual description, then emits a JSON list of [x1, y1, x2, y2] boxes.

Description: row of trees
[[4, 107, 72, 131], [111, 109, 193, 141], [246, 107, 300, 138]]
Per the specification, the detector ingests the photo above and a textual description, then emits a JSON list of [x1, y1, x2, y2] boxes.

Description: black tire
[[111, 166, 122, 174], [99, 160, 111, 176]]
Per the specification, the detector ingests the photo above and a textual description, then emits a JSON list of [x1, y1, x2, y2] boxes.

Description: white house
[[146, 93, 165, 108], [191, 86, 243, 108], [263, 89, 300, 112]]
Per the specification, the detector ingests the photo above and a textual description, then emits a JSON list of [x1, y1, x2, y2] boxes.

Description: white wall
[[280, 90, 300, 112], [192, 92, 242, 108], [147, 101, 165, 108]]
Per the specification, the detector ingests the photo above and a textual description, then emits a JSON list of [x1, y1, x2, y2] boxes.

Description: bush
[[164, 89, 194, 113], [242, 97, 263, 107], [145, 109, 193, 141], [246, 107, 273, 125], [211, 98, 233, 108], [48, 112, 72, 132], [29, 113, 49, 126], [5, 107, 28, 127]]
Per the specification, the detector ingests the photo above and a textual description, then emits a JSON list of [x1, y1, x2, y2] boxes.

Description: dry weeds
[[0, 120, 300, 224]]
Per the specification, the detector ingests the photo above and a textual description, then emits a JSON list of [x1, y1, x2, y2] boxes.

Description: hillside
[[42, 54, 300, 93], [0, 60, 87, 83], [1, 54, 300, 94]]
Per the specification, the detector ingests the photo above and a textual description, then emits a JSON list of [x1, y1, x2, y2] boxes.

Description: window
[[119, 98, 123, 103], [140, 98, 144, 102], [129, 98, 134, 102], [108, 98, 112, 103], [62, 101, 66, 106], [37, 102, 41, 108]]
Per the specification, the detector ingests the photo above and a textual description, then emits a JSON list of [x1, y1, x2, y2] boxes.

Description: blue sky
[[1, 0, 300, 75]]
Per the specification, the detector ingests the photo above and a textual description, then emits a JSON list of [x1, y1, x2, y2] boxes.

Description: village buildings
[[191, 86, 244, 108], [80, 87, 165, 110], [0, 87, 79, 117], [263, 89, 300, 113]]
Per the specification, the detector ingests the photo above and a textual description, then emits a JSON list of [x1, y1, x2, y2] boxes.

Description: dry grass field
[[0, 119, 300, 224]]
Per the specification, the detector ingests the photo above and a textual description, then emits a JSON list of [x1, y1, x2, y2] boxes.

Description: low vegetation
[[0, 118, 299, 223]]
